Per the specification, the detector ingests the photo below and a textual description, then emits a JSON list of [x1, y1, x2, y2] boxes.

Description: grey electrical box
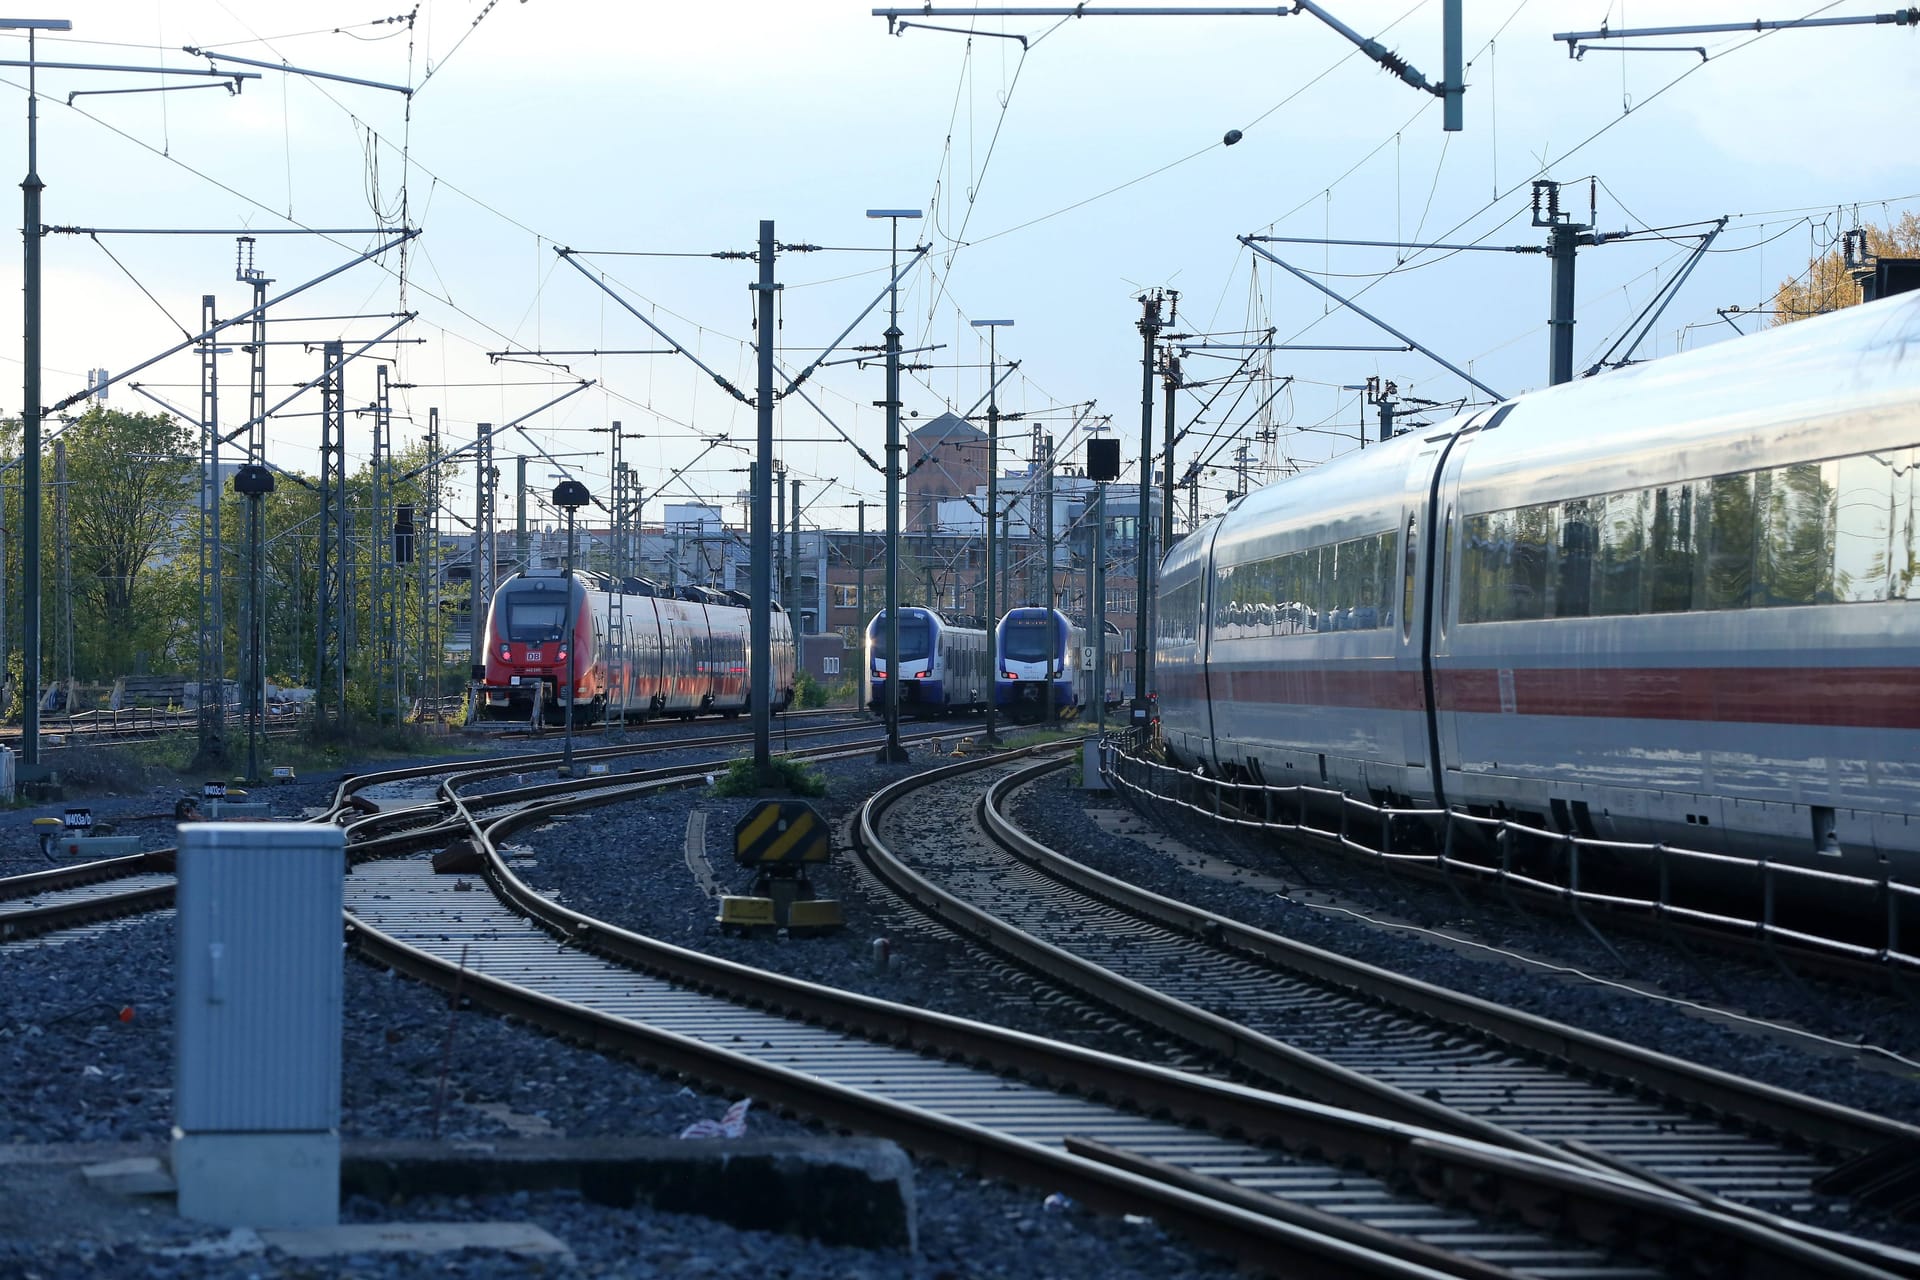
[[173, 822, 345, 1228]]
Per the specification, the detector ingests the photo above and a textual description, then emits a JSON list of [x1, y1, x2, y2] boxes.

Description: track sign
[[1087, 437, 1121, 482], [733, 800, 830, 868]]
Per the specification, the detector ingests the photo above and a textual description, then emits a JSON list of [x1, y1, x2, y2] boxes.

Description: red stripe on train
[[1158, 664, 1920, 730]]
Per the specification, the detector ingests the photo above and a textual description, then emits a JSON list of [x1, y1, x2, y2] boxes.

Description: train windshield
[[503, 597, 567, 642], [869, 617, 932, 661], [1002, 618, 1056, 662]]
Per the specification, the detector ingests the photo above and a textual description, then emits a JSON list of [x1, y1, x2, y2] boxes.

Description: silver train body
[[1156, 291, 1920, 883]]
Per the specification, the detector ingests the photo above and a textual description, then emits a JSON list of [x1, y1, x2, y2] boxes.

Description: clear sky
[[3, 1, 1916, 532]]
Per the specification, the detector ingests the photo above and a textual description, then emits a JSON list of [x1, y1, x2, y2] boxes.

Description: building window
[[830, 584, 859, 608], [823, 656, 841, 675]]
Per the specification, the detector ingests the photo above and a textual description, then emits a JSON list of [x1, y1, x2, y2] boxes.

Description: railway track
[[850, 753, 1920, 1274], [13, 733, 1909, 1273], [0, 715, 903, 944], [331, 743, 1903, 1278], [1106, 743, 1920, 996]]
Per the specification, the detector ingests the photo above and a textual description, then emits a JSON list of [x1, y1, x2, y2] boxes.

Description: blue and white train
[[864, 607, 991, 717], [995, 607, 1088, 721]]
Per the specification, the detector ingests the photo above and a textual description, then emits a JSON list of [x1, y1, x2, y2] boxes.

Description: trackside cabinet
[[173, 822, 345, 1228]]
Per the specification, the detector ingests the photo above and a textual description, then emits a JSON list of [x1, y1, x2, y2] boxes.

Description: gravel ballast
[[0, 726, 1237, 1278], [7, 725, 1919, 1274]]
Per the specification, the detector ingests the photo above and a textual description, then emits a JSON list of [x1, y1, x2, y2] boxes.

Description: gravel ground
[[1011, 771, 1920, 1119], [8, 725, 1919, 1275], [1, 723, 1237, 1278]]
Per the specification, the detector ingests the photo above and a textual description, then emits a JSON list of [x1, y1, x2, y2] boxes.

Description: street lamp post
[[867, 208, 921, 764], [972, 318, 1013, 747], [552, 478, 590, 776], [11, 17, 71, 771]]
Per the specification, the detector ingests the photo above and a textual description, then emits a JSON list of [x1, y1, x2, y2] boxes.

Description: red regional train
[[479, 568, 796, 724]]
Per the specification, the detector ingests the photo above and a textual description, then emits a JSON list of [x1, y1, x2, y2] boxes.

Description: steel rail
[[335, 745, 1899, 1278], [985, 758, 1920, 1160], [981, 758, 1920, 1276]]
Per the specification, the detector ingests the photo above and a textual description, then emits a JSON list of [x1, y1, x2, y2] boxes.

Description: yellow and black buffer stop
[[732, 799, 831, 868]]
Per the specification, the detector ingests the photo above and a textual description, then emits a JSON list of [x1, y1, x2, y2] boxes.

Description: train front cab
[[866, 608, 944, 714], [481, 570, 598, 723], [994, 608, 1080, 721]]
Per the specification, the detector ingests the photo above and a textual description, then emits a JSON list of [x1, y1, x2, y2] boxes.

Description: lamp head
[[866, 209, 923, 219]]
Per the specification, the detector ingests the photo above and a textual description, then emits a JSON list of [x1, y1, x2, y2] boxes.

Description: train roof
[[1452, 289, 1920, 509], [496, 570, 777, 609], [864, 606, 989, 632], [1203, 290, 1920, 555]]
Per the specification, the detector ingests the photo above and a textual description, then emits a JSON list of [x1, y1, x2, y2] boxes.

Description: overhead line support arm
[[554, 248, 750, 402], [45, 227, 419, 414], [1241, 235, 1504, 401]]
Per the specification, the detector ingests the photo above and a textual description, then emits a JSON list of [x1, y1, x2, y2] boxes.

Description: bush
[[792, 671, 827, 709], [793, 671, 859, 709], [708, 754, 827, 798]]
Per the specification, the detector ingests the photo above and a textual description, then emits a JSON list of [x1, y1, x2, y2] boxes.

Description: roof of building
[[909, 411, 986, 444]]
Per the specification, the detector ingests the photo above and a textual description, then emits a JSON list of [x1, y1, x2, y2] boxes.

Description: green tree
[[1773, 214, 1920, 323], [0, 406, 197, 683]]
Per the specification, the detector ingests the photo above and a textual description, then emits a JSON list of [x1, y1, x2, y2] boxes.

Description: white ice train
[[1155, 290, 1920, 893]]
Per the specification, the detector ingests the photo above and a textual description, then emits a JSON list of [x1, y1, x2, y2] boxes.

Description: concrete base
[[260, 1221, 571, 1260], [59, 835, 141, 858], [1081, 738, 1110, 791], [81, 1155, 175, 1196], [173, 1131, 339, 1229]]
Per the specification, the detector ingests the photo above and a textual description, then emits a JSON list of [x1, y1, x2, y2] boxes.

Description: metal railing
[[1102, 740, 1920, 974]]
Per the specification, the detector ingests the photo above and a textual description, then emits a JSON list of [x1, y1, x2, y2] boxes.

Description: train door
[[636, 597, 665, 715], [1420, 410, 1501, 808]]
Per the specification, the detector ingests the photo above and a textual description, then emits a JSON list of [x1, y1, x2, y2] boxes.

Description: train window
[[1700, 473, 1757, 610], [1593, 489, 1646, 616], [1834, 451, 1901, 602], [1556, 498, 1594, 619], [1756, 461, 1831, 606], [1453, 441, 1920, 623], [1401, 513, 1418, 638], [503, 599, 567, 642], [1438, 506, 1454, 636], [1645, 483, 1694, 612]]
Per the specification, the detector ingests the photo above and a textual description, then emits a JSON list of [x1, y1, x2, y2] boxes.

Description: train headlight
[[557, 648, 568, 660], [499, 644, 509, 658]]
